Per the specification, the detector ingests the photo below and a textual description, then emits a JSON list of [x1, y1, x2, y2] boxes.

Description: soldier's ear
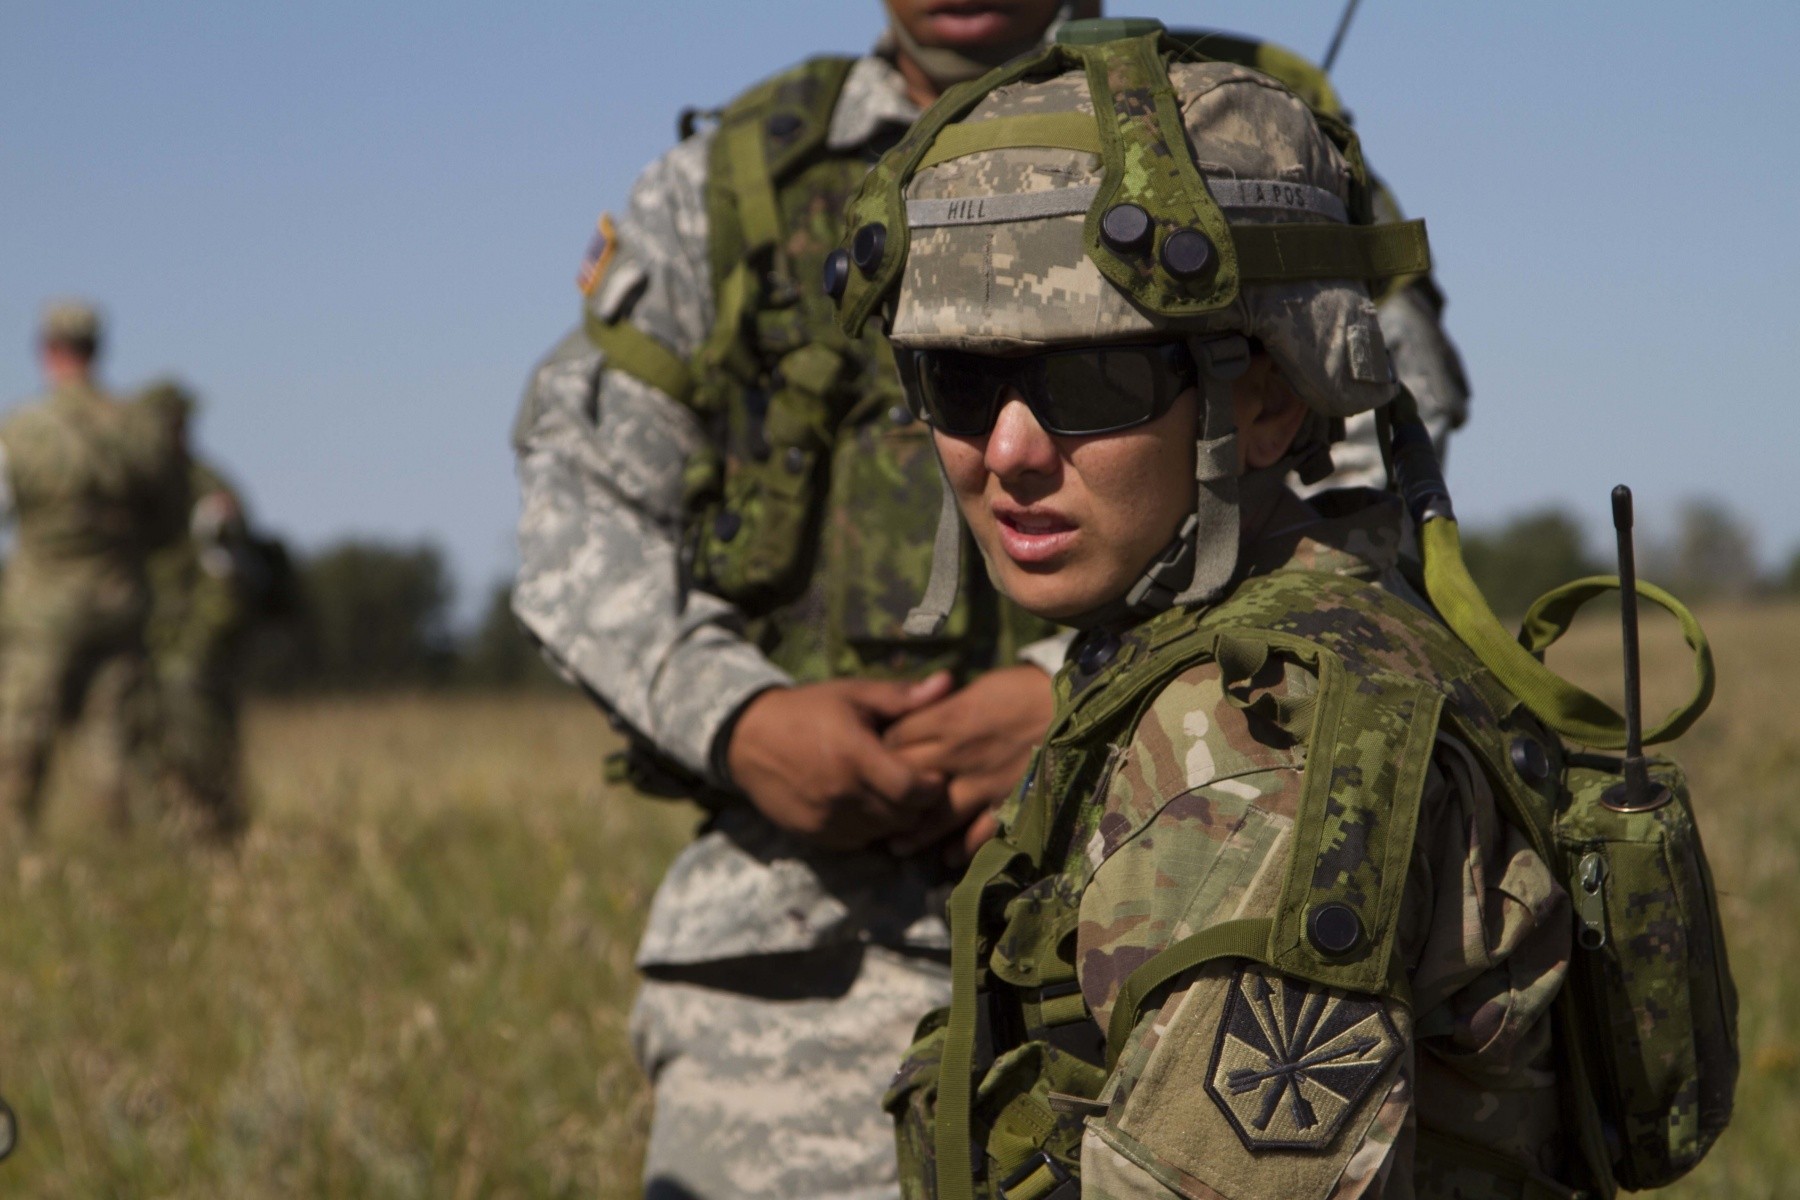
[[1233, 359, 1309, 470]]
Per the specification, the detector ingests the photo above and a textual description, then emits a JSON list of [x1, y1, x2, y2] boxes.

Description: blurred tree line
[[245, 503, 1800, 693], [243, 540, 560, 694]]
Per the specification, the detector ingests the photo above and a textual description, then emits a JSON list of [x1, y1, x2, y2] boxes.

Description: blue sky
[[4, 2, 1797, 620]]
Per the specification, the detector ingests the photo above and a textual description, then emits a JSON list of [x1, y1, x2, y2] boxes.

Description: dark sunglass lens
[[914, 351, 1001, 435], [1037, 347, 1170, 434]]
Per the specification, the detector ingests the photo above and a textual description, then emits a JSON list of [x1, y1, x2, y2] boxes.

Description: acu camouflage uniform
[[145, 450, 255, 838], [0, 379, 185, 827], [515, 54, 982, 1200]]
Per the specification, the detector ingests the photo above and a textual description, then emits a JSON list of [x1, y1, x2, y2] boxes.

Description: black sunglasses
[[896, 342, 1199, 438]]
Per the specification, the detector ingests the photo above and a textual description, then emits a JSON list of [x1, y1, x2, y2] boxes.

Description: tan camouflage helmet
[[825, 26, 1434, 628], [38, 298, 102, 352]]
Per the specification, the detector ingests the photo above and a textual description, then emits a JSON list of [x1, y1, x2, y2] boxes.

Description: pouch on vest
[[1554, 754, 1738, 1189], [684, 335, 847, 609]]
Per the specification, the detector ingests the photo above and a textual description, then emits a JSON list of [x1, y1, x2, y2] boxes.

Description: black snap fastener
[[822, 249, 851, 300], [851, 223, 887, 276], [1100, 203, 1153, 252], [1075, 631, 1119, 675], [712, 510, 742, 543], [1160, 229, 1215, 279], [1308, 902, 1363, 957], [888, 404, 914, 426], [1510, 737, 1551, 785], [765, 112, 803, 140], [783, 446, 807, 474]]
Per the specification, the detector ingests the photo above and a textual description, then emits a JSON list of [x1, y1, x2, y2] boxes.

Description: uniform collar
[[825, 54, 921, 152], [1240, 486, 1406, 583]]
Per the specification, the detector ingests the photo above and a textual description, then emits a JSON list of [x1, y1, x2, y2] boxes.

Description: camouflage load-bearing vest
[[889, 570, 1735, 1200], [619, 57, 1055, 684]]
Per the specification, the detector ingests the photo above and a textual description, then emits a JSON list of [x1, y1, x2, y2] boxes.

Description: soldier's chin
[[992, 561, 1116, 625]]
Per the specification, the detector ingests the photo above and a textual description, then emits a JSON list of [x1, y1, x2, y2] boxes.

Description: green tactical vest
[[593, 57, 1054, 688], [890, 569, 1736, 1200]]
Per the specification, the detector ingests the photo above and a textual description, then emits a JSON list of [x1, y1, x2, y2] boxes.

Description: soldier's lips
[[994, 506, 1077, 565], [921, 3, 1020, 45]]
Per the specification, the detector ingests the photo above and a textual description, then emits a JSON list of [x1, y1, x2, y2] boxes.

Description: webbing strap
[[1414, 1128, 1587, 1200], [1518, 575, 1714, 745], [1419, 520, 1713, 748], [1235, 218, 1431, 283], [936, 836, 1027, 1200], [582, 311, 695, 405], [723, 115, 783, 252], [918, 112, 1103, 171], [1104, 917, 1272, 1067]]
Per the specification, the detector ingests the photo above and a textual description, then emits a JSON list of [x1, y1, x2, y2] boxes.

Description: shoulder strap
[[705, 55, 857, 282], [1101, 583, 1445, 1064]]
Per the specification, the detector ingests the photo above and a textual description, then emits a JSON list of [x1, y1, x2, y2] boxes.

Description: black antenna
[[1607, 485, 1664, 810], [1322, 0, 1364, 73]]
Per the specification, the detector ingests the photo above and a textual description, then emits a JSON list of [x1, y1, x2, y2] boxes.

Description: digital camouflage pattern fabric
[[0, 380, 186, 827]]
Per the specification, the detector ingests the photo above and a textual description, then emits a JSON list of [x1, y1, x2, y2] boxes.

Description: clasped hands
[[724, 665, 1054, 861]]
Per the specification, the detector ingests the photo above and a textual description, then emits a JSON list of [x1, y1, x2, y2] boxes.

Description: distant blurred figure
[[141, 381, 268, 840], [0, 301, 187, 830]]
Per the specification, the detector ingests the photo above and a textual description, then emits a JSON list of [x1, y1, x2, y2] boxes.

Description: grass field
[[1, 603, 1796, 1197]]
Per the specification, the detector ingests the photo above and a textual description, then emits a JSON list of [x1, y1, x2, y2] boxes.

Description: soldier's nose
[[984, 392, 1057, 480]]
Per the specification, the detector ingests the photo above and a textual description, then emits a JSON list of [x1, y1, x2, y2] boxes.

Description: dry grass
[[0, 694, 691, 1198], [0, 604, 1795, 1197]]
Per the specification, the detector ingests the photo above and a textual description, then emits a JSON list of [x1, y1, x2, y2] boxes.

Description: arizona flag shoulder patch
[[1205, 965, 1400, 1153], [577, 212, 618, 296]]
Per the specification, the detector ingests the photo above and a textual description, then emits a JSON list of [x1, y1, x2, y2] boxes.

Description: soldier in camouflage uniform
[[0, 302, 186, 831], [832, 30, 1584, 1199], [142, 382, 253, 841], [511, 6, 1470, 1198]]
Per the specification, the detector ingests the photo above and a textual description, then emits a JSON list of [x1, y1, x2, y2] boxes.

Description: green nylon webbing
[[582, 311, 695, 405], [936, 836, 1026, 1200], [1235, 218, 1431, 283], [1104, 917, 1273, 1067], [917, 112, 1104, 171], [1419, 520, 1713, 749], [724, 114, 783, 253], [1518, 574, 1714, 744]]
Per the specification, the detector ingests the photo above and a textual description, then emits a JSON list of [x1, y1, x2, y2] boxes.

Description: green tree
[[1651, 498, 1759, 601], [299, 540, 455, 689], [1462, 508, 1599, 618], [1781, 546, 1800, 596], [458, 581, 559, 689]]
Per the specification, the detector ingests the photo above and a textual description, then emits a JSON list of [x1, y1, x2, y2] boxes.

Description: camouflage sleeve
[[1072, 666, 1568, 1198], [511, 134, 792, 781]]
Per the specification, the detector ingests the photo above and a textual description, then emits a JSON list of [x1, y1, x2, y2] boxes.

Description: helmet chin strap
[[903, 453, 967, 638], [887, 4, 1076, 91]]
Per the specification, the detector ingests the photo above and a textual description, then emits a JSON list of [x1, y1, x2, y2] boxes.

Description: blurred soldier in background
[[141, 381, 259, 841], [511, 4, 1469, 1198], [0, 301, 186, 831]]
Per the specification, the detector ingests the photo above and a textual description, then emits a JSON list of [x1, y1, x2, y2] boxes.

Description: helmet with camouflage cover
[[825, 22, 1430, 629], [38, 298, 102, 356]]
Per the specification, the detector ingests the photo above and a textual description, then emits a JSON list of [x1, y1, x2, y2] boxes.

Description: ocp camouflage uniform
[[913, 492, 1572, 1199], [0, 380, 186, 827], [511, 37, 1470, 1200], [146, 456, 253, 837]]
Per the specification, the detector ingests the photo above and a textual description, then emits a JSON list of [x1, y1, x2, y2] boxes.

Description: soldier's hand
[[882, 665, 1055, 862], [725, 675, 954, 851]]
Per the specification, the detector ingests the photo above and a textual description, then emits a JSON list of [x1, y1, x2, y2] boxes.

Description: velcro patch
[[1206, 966, 1398, 1152], [577, 212, 618, 296]]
